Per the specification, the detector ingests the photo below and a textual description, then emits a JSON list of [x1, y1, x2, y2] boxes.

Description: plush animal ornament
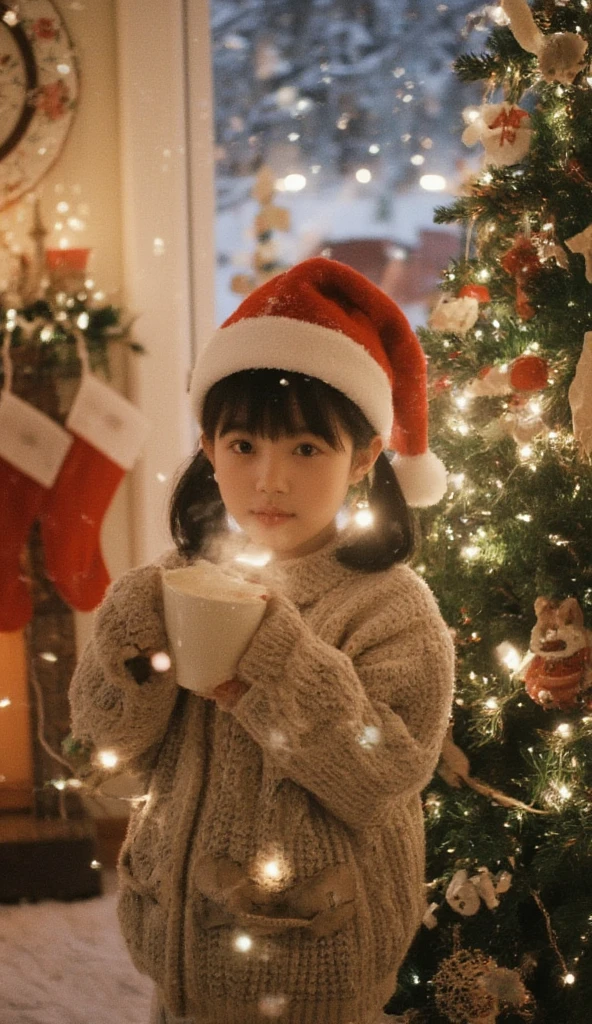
[[429, 292, 479, 336], [501, 0, 589, 86], [524, 596, 592, 709], [462, 101, 532, 167]]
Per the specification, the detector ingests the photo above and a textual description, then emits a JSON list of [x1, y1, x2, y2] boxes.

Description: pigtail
[[169, 449, 226, 557], [335, 452, 416, 572]]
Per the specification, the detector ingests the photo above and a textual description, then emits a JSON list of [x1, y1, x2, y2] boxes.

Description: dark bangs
[[201, 369, 374, 450]]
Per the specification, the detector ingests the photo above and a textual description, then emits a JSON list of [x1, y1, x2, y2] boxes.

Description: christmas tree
[[389, 2, 592, 1022]]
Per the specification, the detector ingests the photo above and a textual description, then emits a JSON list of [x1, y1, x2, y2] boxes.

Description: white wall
[[116, 0, 215, 567]]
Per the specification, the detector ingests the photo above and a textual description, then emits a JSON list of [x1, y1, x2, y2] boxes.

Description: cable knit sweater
[[69, 538, 454, 1024]]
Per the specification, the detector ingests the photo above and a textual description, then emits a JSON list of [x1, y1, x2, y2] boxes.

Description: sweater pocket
[[117, 866, 167, 989], [192, 854, 357, 938]]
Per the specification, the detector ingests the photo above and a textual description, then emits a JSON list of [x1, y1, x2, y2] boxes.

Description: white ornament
[[494, 870, 513, 895], [462, 102, 531, 168], [470, 868, 499, 911], [500, 404, 547, 444], [501, 0, 545, 53], [465, 365, 512, 398], [569, 332, 592, 456], [429, 293, 479, 335], [501, 0, 588, 85], [566, 223, 592, 283], [422, 901, 440, 929], [539, 32, 588, 86], [445, 870, 481, 916]]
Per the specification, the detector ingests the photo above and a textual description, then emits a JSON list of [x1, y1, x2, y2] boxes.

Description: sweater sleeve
[[231, 572, 455, 831], [68, 561, 179, 775]]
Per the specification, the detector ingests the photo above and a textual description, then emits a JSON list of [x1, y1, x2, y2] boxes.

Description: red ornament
[[501, 237, 543, 321], [509, 355, 549, 392], [434, 374, 452, 394], [458, 284, 491, 303], [524, 597, 592, 710]]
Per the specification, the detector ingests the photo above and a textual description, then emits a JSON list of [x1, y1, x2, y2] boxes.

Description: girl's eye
[[295, 443, 319, 457], [230, 440, 253, 454]]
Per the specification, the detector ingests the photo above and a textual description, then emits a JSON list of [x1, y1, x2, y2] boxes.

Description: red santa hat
[[190, 257, 447, 507]]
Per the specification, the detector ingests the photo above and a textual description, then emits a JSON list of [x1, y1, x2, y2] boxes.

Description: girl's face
[[202, 419, 381, 560]]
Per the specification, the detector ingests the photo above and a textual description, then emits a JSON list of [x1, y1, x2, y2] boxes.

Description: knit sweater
[[69, 538, 454, 1024]]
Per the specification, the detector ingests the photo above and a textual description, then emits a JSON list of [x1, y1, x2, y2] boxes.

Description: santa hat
[[190, 257, 447, 507]]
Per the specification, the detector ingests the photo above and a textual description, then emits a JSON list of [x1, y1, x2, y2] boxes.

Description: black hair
[[169, 369, 415, 572]]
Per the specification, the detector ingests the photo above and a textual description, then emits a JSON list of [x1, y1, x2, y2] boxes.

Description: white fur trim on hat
[[190, 316, 394, 443], [390, 450, 448, 508]]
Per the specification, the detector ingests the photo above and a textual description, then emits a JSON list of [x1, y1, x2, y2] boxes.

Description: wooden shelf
[[0, 812, 103, 903]]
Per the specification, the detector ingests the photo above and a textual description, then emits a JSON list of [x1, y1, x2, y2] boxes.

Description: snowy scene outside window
[[212, 0, 490, 328]]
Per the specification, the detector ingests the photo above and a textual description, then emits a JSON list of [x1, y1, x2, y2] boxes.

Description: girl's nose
[[256, 455, 289, 493]]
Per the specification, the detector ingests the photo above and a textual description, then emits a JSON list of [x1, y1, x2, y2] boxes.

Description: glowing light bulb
[[151, 652, 171, 673], [262, 860, 282, 880], [283, 173, 306, 192], [485, 697, 499, 710], [461, 545, 480, 560], [97, 750, 119, 769], [496, 642, 521, 672], [354, 504, 374, 528], [564, 973, 576, 985], [234, 933, 253, 952], [410, 154, 425, 166], [420, 174, 446, 192], [359, 725, 381, 747], [559, 785, 571, 800], [356, 168, 372, 183], [77, 312, 89, 329], [0, 698, 11, 709], [555, 723, 571, 739]]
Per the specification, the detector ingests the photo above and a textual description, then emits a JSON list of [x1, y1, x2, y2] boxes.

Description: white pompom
[[390, 449, 448, 508]]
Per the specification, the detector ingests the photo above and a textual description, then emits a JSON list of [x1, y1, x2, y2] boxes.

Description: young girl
[[69, 257, 454, 1024]]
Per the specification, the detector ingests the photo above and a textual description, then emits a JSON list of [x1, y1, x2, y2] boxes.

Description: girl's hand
[[209, 677, 251, 711]]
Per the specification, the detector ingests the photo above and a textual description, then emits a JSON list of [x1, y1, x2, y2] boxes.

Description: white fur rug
[[0, 870, 153, 1024], [0, 869, 403, 1024]]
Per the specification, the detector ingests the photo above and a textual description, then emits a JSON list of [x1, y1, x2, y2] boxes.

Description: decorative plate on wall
[[0, 0, 79, 211]]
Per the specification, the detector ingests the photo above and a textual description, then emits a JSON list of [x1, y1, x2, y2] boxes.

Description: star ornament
[[566, 223, 592, 283]]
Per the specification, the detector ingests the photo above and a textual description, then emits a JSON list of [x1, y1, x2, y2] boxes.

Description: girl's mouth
[[252, 510, 295, 526]]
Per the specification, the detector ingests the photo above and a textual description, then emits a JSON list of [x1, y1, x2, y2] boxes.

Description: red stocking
[[0, 457, 47, 631], [40, 436, 126, 611], [0, 392, 73, 632], [40, 372, 150, 612]]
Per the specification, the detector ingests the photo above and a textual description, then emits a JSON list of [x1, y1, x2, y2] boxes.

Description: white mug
[[161, 561, 268, 696]]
